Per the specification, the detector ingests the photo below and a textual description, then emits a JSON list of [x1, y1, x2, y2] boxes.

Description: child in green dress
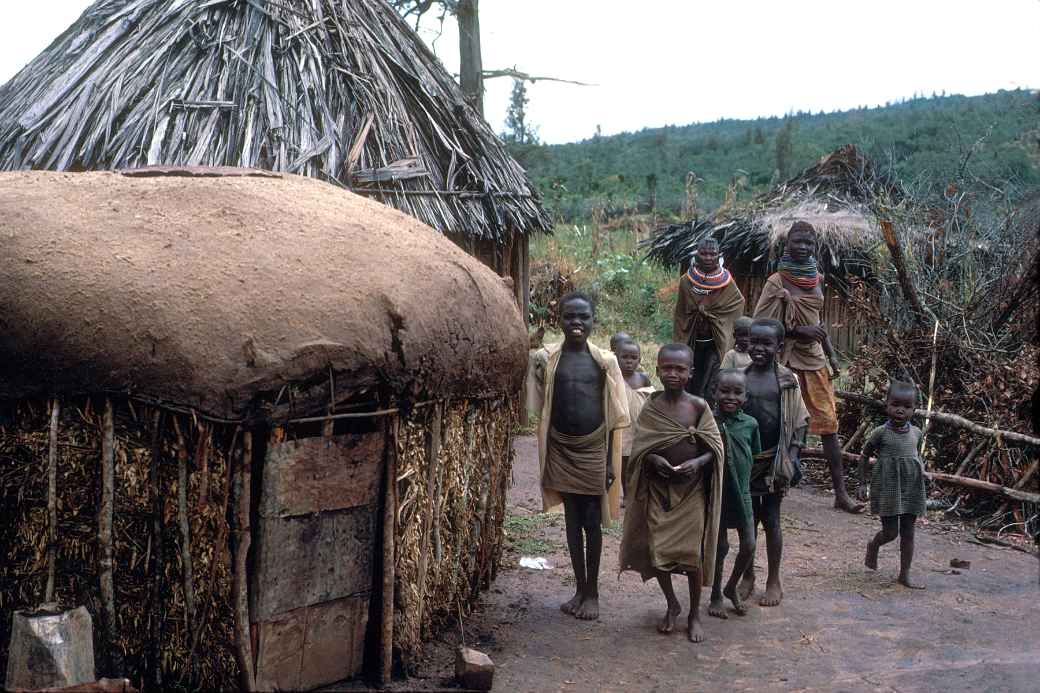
[[859, 380, 927, 589]]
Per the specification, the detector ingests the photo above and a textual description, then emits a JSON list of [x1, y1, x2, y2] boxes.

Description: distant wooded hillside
[[513, 90, 1040, 219]]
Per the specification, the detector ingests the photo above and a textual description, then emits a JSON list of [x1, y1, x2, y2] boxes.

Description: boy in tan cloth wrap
[[753, 221, 864, 514], [528, 292, 630, 620], [620, 344, 723, 643]]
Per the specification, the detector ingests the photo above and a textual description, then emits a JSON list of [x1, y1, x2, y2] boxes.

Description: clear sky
[[1, 1, 1036, 144]]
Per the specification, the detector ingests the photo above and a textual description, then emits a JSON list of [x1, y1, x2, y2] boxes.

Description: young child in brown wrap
[[529, 292, 630, 620], [619, 344, 723, 643], [859, 380, 928, 589], [614, 338, 654, 495]]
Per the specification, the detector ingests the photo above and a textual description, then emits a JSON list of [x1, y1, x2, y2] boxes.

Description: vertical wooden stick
[[195, 422, 210, 513], [147, 409, 166, 689], [416, 404, 442, 637], [233, 431, 255, 692], [44, 397, 60, 604], [99, 398, 121, 675], [173, 418, 197, 669], [380, 416, 399, 684], [920, 319, 941, 458]]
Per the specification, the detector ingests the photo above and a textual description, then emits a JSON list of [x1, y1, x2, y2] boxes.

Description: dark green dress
[[866, 423, 927, 517], [719, 411, 761, 529]]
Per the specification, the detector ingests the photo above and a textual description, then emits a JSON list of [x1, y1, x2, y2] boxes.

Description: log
[[233, 431, 256, 692], [45, 397, 60, 604], [801, 447, 1040, 504], [98, 398, 121, 675], [835, 390, 1040, 447], [380, 417, 399, 684], [173, 418, 197, 669], [879, 219, 931, 324]]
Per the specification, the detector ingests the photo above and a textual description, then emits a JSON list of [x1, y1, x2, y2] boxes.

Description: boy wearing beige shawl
[[528, 293, 630, 621], [620, 344, 723, 643]]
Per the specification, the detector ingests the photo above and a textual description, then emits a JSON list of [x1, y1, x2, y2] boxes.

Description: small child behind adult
[[720, 316, 753, 370], [615, 338, 655, 495], [708, 369, 759, 619], [858, 381, 928, 589]]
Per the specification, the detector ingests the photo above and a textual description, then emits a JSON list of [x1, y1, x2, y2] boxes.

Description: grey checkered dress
[[867, 423, 927, 517]]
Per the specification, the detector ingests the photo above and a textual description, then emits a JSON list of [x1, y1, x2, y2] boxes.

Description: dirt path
[[405, 435, 1040, 692]]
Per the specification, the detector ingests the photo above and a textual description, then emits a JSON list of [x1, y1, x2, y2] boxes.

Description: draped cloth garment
[[619, 395, 725, 585]]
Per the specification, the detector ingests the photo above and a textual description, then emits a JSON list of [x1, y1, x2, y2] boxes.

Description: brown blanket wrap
[[619, 395, 725, 585], [673, 276, 746, 361], [543, 424, 608, 496], [752, 273, 827, 371]]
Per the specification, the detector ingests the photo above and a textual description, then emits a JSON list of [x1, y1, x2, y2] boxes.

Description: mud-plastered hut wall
[[0, 169, 527, 689]]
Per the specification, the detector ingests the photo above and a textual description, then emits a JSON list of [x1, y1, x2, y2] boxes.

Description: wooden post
[[147, 409, 166, 689], [98, 398, 121, 675], [173, 418, 197, 668], [457, 0, 484, 116], [44, 398, 60, 605], [416, 404, 442, 635], [233, 431, 255, 692], [380, 417, 399, 684]]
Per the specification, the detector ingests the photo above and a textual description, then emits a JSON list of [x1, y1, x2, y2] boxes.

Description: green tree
[[774, 118, 795, 179], [503, 78, 539, 144]]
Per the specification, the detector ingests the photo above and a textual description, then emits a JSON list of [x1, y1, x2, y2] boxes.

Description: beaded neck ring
[[885, 419, 911, 433], [777, 254, 819, 290], [686, 260, 732, 295]]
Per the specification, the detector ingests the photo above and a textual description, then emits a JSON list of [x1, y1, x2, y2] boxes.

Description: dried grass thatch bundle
[[0, 0, 550, 242], [645, 145, 904, 287]]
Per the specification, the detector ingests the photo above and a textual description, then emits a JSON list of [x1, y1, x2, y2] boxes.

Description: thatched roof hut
[[646, 145, 904, 353], [0, 169, 524, 689], [0, 0, 550, 314]]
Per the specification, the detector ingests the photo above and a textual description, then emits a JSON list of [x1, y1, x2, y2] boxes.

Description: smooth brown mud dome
[[0, 170, 527, 418]]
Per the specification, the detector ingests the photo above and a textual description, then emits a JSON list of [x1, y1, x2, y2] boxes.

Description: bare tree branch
[[481, 66, 596, 86]]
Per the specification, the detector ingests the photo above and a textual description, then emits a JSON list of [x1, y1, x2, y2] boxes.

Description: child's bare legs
[[655, 571, 682, 633], [738, 506, 761, 601], [686, 569, 705, 643], [561, 494, 603, 618], [709, 531, 730, 618], [757, 492, 784, 606], [725, 521, 756, 613], [897, 514, 923, 588], [866, 514, 923, 588]]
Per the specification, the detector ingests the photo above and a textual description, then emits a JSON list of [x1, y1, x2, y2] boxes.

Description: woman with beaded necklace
[[752, 221, 865, 514], [672, 236, 746, 406]]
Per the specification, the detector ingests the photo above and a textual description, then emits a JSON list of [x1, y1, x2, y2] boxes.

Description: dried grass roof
[[0, 0, 550, 241], [646, 145, 907, 283]]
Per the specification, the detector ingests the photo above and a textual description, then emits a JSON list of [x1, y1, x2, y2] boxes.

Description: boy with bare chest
[[530, 292, 630, 620], [620, 345, 724, 643]]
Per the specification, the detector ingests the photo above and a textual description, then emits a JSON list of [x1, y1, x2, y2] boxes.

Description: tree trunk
[[457, 0, 483, 116]]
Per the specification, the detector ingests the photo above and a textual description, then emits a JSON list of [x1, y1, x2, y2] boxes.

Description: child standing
[[720, 316, 753, 370], [859, 381, 927, 589], [708, 369, 759, 619], [615, 339, 655, 495]]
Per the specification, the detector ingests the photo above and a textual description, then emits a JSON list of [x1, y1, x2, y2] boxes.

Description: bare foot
[[738, 573, 756, 602], [707, 598, 728, 620], [865, 540, 879, 570], [687, 614, 705, 643], [759, 580, 783, 607], [560, 593, 582, 615], [834, 496, 866, 514], [658, 602, 682, 631], [723, 584, 748, 616], [898, 574, 926, 590], [574, 595, 599, 620]]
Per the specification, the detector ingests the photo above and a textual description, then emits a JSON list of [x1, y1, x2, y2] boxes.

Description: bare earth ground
[[388, 435, 1040, 692]]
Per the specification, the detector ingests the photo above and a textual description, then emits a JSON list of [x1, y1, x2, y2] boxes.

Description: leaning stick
[[920, 318, 941, 456], [801, 447, 1040, 504], [233, 431, 255, 692], [954, 439, 989, 478], [44, 397, 60, 604], [99, 398, 121, 675], [173, 418, 197, 666], [380, 416, 399, 684], [835, 390, 1040, 447], [843, 419, 871, 453]]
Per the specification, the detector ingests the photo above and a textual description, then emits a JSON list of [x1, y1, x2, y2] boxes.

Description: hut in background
[[0, 169, 527, 690], [0, 0, 550, 318], [646, 145, 903, 355]]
